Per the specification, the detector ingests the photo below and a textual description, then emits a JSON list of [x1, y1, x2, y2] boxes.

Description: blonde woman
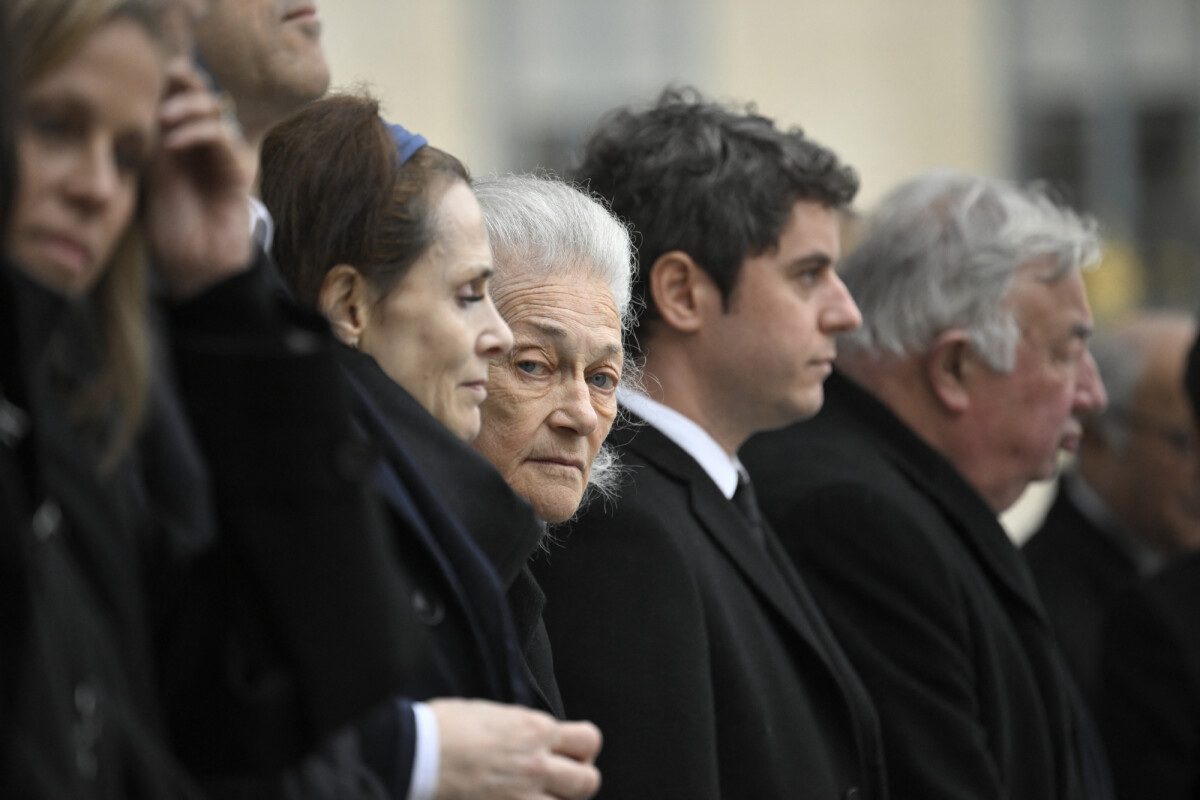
[[3, 1, 419, 795]]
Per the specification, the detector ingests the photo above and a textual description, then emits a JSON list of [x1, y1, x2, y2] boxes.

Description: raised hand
[[145, 55, 253, 300]]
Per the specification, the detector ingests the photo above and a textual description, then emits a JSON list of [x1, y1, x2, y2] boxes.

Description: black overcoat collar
[[827, 370, 1052, 628]]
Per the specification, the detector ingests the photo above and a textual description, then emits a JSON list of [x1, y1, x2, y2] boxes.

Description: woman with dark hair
[[261, 92, 602, 800]]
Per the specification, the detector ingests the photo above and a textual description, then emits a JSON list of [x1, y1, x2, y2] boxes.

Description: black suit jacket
[[1098, 549, 1200, 800], [743, 371, 1108, 800], [1023, 482, 1141, 704], [533, 412, 886, 800]]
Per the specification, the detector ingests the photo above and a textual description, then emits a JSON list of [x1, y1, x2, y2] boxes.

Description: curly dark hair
[[572, 87, 858, 356]]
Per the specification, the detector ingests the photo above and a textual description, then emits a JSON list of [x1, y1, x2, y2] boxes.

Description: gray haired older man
[[743, 170, 1114, 800]]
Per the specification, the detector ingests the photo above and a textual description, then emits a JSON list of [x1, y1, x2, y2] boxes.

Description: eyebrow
[[789, 254, 835, 270], [451, 263, 494, 283], [524, 322, 623, 360]]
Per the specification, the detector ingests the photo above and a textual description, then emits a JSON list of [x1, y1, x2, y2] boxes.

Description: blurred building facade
[[321, 0, 1200, 538]]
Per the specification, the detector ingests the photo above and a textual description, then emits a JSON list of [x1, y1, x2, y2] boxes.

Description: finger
[[543, 755, 601, 800], [160, 118, 233, 154], [161, 90, 222, 131], [550, 720, 602, 763]]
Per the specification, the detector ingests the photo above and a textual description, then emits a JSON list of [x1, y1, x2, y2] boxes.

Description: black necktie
[[732, 475, 765, 546]]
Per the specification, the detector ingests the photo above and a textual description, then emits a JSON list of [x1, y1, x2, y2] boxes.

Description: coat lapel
[[341, 358, 531, 706], [620, 419, 830, 660], [831, 372, 1054, 630]]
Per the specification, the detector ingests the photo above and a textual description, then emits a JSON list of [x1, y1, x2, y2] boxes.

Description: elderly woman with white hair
[[469, 173, 634, 714], [471, 173, 635, 526]]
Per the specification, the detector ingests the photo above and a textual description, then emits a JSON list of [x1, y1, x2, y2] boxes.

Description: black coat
[[0, 263, 202, 798], [338, 345, 531, 708], [0, 261, 33, 784], [743, 371, 1111, 800], [1, 259, 425, 797], [350, 343, 562, 715], [533, 413, 886, 800], [162, 264, 426, 785], [1023, 483, 1141, 705], [1097, 548, 1200, 800]]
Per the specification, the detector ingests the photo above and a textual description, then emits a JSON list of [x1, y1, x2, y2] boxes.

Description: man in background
[[1025, 311, 1200, 703], [195, 0, 328, 185], [744, 170, 1113, 800], [194, 0, 330, 249], [1095, 316, 1200, 800]]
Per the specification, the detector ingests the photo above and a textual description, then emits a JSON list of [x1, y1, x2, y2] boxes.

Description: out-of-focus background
[[322, 0, 1200, 538]]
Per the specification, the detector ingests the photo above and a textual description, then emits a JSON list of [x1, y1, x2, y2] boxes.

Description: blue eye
[[587, 372, 617, 390], [517, 360, 546, 376]]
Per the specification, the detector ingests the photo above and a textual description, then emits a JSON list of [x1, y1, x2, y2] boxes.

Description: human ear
[[318, 264, 370, 347], [926, 329, 974, 413], [647, 251, 715, 335]]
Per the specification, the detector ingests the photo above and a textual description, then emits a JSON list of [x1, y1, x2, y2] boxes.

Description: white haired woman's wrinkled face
[[473, 267, 623, 523]]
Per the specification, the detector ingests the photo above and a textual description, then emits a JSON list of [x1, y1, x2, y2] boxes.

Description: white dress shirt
[[619, 389, 748, 501]]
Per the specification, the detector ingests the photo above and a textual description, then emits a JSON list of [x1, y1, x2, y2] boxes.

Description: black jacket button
[[412, 589, 445, 625]]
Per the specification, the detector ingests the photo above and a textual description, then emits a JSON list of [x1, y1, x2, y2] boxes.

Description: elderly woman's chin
[[517, 470, 589, 524], [470, 445, 588, 523]]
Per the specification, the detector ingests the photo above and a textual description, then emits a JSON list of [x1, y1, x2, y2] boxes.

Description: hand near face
[[429, 698, 602, 800], [145, 56, 254, 299]]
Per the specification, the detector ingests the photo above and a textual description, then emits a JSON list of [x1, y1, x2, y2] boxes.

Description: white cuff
[[405, 701, 441, 800]]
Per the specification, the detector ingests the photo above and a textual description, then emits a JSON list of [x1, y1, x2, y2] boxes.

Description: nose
[[820, 274, 862, 334], [477, 294, 514, 357], [550, 376, 598, 437], [1075, 347, 1107, 416], [66, 137, 121, 211]]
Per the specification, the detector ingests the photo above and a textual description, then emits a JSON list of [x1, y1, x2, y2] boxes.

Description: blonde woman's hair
[[8, 0, 168, 470]]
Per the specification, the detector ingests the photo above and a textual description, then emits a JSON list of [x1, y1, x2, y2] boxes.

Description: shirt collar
[[619, 388, 744, 499]]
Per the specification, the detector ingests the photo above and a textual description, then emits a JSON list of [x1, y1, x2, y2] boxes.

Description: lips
[[1059, 425, 1083, 453], [29, 230, 93, 275], [282, 4, 317, 22], [461, 380, 488, 400], [812, 350, 837, 365], [528, 456, 586, 472]]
